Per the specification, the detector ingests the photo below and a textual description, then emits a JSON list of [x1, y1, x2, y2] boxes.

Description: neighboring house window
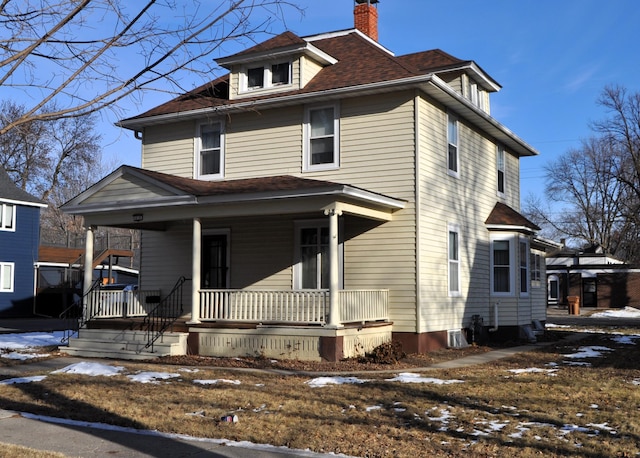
[[548, 275, 560, 301], [531, 252, 542, 283], [491, 238, 512, 294], [519, 240, 529, 296], [497, 146, 505, 195], [197, 121, 224, 179], [303, 104, 339, 171], [0, 203, 15, 231], [447, 113, 459, 177], [294, 221, 343, 290], [448, 225, 460, 296], [0, 262, 14, 292], [242, 61, 291, 91]]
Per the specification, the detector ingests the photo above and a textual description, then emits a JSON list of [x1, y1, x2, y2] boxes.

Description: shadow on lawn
[[0, 378, 233, 457]]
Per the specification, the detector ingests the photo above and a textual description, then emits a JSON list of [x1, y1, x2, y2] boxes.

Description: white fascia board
[[423, 76, 538, 157], [437, 62, 501, 92], [486, 224, 537, 235], [62, 195, 196, 215], [304, 29, 394, 56], [195, 185, 405, 210], [0, 197, 47, 209], [216, 43, 337, 67]]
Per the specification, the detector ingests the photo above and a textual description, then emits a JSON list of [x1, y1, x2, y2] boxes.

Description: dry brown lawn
[[2, 328, 640, 457]]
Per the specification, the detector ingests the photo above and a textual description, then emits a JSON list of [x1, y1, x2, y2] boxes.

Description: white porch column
[[82, 225, 95, 319], [325, 208, 342, 327], [188, 217, 202, 324]]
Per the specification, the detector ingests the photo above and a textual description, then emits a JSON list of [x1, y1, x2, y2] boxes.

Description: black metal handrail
[[58, 278, 102, 344], [140, 276, 188, 353]]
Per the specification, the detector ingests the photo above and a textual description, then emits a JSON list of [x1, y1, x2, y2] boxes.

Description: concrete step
[[63, 329, 188, 360]]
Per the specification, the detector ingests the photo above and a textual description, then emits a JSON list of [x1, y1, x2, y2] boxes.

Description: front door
[[201, 234, 228, 289]]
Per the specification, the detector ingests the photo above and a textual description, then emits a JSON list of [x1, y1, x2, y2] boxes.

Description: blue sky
[[104, 0, 639, 205]]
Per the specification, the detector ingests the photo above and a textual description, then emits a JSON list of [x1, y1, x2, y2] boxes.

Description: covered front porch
[[62, 167, 405, 361]]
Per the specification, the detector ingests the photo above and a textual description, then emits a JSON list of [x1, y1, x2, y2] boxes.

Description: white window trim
[[303, 103, 340, 172], [490, 236, 515, 296], [496, 145, 506, 198], [0, 203, 16, 232], [0, 262, 14, 293], [448, 223, 461, 297], [195, 120, 225, 180], [239, 60, 292, 93], [293, 219, 343, 290], [447, 112, 459, 178], [519, 239, 530, 297]]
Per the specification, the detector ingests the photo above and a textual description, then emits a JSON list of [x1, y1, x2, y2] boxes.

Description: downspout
[[414, 91, 424, 334], [489, 301, 499, 332]]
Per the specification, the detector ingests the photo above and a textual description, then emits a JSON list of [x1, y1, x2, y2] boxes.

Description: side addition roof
[[485, 202, 540, 234]]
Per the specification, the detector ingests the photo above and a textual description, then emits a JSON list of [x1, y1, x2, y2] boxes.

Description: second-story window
[[247, 66, 265, 89], [497, 145, 505, 195], [271, 62, 291, 85], [197, 122, 224, 179], [447, 113, 459, 177], [0, 203, 15, 231], [304, 104, 340, 171]]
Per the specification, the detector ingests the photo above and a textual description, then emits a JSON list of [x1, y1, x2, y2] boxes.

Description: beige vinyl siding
[[417, 93, 509, 333], [530, 248, 547, 321], [83, 175, 174, 205], [227, 216, 293, 289], [143, 121, 195, 177], [330, 93, 417, 332], [300, 55, 324, 87], [225, 106, 302, 178], [139, 222, 192, 309], [228, 68, 240, 99]]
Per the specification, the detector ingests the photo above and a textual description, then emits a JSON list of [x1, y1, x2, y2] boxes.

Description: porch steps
[[63, 329, 188, 361]]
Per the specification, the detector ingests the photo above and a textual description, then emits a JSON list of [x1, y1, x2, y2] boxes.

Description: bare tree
[[0, 0, 301, 134], [526, 85, 640, 262]]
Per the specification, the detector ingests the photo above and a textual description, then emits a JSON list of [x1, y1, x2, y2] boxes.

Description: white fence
[[199, 289, 388, 325], [87, 289, 161, 318]]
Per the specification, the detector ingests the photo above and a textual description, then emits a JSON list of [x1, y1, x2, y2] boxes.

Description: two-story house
[[0, 166, 46, 317], [61, 1, 552, 361]]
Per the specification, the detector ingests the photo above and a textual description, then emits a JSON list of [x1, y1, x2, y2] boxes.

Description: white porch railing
[[87, 290, 161, 318], [199, 289, 389, 325]]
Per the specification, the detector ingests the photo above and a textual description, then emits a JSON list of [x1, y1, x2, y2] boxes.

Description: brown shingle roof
[[122, 30, 473, 124], [133, 166, 348, 196], [485, 202, 540, 231]]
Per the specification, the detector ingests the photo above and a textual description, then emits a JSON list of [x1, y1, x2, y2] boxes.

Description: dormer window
[[247, 66, 265, 89], [241, 61, 291, 92]]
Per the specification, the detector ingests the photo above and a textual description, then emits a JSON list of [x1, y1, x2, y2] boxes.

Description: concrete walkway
[[0, 312, 620, 457]]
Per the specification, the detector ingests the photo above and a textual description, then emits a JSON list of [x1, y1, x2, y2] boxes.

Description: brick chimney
[[354, 0, 379, 41]]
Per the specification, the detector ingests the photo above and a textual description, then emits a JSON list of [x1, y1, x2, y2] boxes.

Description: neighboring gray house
[[61, 2, 554, 361]]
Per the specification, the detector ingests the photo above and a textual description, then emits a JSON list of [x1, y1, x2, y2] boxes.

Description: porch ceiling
[[61, 166, 406, 228]]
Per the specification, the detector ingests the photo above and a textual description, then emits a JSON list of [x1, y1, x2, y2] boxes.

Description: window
[[294, 221, 342, 290], [497, 146, 505, 195], [519, 240, 529, 295], [242, 61, 291, 92], [197, 122, 224, 179], [271, 62, 290, 85], [247, 66, 265, 89], [304, 105, 339, 171], [447, 113, 459, 177], [0, 263, 14, 292], [531, 252, 542, 283], [448, 225, 460, 296], [0, 203, 15, 231], [491, 239, 511, 294]]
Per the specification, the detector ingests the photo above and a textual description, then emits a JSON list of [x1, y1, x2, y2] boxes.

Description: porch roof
[[61, 166, 406, 228]]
